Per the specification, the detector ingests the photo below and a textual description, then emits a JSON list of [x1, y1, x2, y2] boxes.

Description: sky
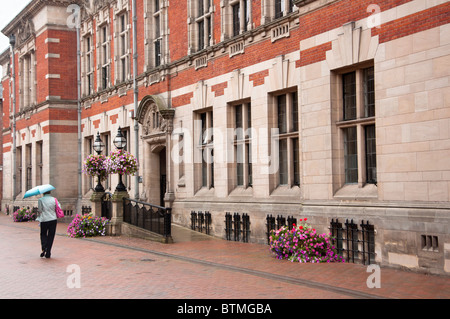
[[0, 0, 33, 62], [0, 0, 32, 81]]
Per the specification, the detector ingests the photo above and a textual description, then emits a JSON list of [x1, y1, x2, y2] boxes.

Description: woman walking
[[37, 191, 60, 258]]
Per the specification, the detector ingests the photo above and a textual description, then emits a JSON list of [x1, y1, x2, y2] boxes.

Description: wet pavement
[[0, 212, 449, 304]]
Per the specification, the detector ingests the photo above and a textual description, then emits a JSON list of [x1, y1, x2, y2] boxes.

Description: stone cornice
[[1, 0, 82, 37]]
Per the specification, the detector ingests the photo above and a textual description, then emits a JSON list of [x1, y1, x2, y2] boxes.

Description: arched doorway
[[136, 95, 174, 207]]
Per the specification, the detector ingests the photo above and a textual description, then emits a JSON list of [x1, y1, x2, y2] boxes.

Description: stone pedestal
[[107, 190, 129, 236], [90, 191, 105, 218]]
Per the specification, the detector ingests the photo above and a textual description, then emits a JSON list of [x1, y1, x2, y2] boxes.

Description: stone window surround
[[114, 9, 131, 84], [229, 100, 253, 190], [18, 48, 37, 110], [270, 90, 300, 189], [82, 33, 94, 97], [144, 0, 168, 70], [332, 61, 377, 199]]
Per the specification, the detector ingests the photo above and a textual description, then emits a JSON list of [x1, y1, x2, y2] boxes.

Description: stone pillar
[[90, 191, 104, 218], [107, 190, 129, 236]]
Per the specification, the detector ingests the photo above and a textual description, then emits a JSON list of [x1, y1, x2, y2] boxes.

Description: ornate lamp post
[[113, 127, 127, 192], [93, 132, 105, 192]]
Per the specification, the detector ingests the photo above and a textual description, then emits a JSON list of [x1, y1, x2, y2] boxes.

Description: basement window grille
[[190, 211, 211, 235], [330, 219, 376, 265], [224, 212, 251, 243], [421, 235, 439, 252]]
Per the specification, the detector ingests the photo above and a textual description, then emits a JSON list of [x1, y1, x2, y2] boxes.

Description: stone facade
[[1, 0, 449, 275]]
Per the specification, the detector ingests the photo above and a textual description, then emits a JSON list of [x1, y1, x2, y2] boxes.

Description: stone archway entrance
[[136, 95, 174, 207]]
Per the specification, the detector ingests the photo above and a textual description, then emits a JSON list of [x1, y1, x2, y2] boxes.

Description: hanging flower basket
[[105, 149, 138, 176], [82, 154, 109, 182]]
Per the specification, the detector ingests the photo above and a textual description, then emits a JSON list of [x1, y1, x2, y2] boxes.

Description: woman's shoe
[[40, 250, 46, 258], [45, 252, 51, 258]]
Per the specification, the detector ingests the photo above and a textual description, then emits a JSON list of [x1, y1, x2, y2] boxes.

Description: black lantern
[[93, 132, 105, 192], [114, 127, 127, 192], [93, 132, 105, 154], [113, 127, 127, 149]]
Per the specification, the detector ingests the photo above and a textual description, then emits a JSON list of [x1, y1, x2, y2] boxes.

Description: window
[[16, 146, 22, 196], [99, 25, 110, 90], [36, 141, 43, 186], [261, 0, 294, 23], [84, 35, 94, 96], [19, 51, 36, 109], [188, 0, 213, 54], [233, 0, 250, 36], [234, 102, 252, 188], [274, 0, 294, 19], [274, 92, 299, 187], [337, 65, 376, 187], [26, 144, 32, 191], [116, 12, 129, 83], [197, 110, 214, 189], [145, 0, 166, 69]]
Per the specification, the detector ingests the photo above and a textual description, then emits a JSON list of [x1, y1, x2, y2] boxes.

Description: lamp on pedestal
[[113, 127, 127, 192], [93, 132, 105, 192]]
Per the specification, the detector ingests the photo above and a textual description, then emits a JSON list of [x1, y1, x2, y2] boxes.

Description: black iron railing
[[224, 212, 251, 243], [123, 198, 172, 238], [190, 211, 211, 235], [330, 218, 376, 265], [266, 214, 297, 244]]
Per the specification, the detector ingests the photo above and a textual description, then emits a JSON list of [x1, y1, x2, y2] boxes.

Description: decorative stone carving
[[17, 19, 35, 45]]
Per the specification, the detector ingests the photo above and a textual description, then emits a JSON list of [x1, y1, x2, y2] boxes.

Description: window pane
[[202, 149, 207, 187], [247, 143, 252, 187], [292, 92, 298, 132], [236, 144, 244, 186], [343, 71, 356, 120], [365, 125, 377, 184], [364, 67, 375, 118], [275, 0, 283, 19], [235, 104, 243, 140], [293, 138, 300, 186], [279, 138, 288, 185], [198, 20, 205, 50], [344, 127, 358, 184], [155, 39, 161, 66], [232, 4, 240, 37], [277, 95, 287, 134]]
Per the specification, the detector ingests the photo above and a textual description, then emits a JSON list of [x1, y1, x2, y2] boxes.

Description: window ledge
[[334, 184, 378, 200], [229, 186, 253, 197], [271, 185, 301, 197]]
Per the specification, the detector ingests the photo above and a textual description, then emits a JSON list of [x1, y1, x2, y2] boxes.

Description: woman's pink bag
[[55, 198, 64, 218]]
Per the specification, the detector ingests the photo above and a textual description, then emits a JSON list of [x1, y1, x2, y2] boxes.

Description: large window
[[337, 66, 376, 186], [275, 91, 299, 187], [234, 102, 252, 188], [197, 110, 214, 189], [116, 12, 130, 83], [19, 51, 36, 109], [99, 24, 110, 90], [83, 35, 94, 96], [274, 0, 295, 19], [145, 0, 167, 69], [221, 0, 251, 40]]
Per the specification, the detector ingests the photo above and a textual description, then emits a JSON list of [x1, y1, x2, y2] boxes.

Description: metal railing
[[123, 198, 172, 239], [224, 212, 251, 243], [190, 211, 211, 234], [266, 214, 297, 244], [330, 218, 376, 265]]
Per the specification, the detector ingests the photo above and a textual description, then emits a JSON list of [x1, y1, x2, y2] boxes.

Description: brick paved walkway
[[0, 213, 449, 302]]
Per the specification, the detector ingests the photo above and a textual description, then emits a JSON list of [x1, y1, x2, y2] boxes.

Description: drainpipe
[[76, 11, 82, 206], [9, 34, 16, 200], [132, 0, 139, 200]]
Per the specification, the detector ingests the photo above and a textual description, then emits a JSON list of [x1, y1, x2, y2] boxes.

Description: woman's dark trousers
[[40, 220, 57, 256]]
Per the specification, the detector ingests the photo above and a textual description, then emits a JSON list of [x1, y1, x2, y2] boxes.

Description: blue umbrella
[[23, 184, 56, 199]]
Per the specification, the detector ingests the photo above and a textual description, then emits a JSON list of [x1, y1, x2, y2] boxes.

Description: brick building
[[1, 0, 449, 275]]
